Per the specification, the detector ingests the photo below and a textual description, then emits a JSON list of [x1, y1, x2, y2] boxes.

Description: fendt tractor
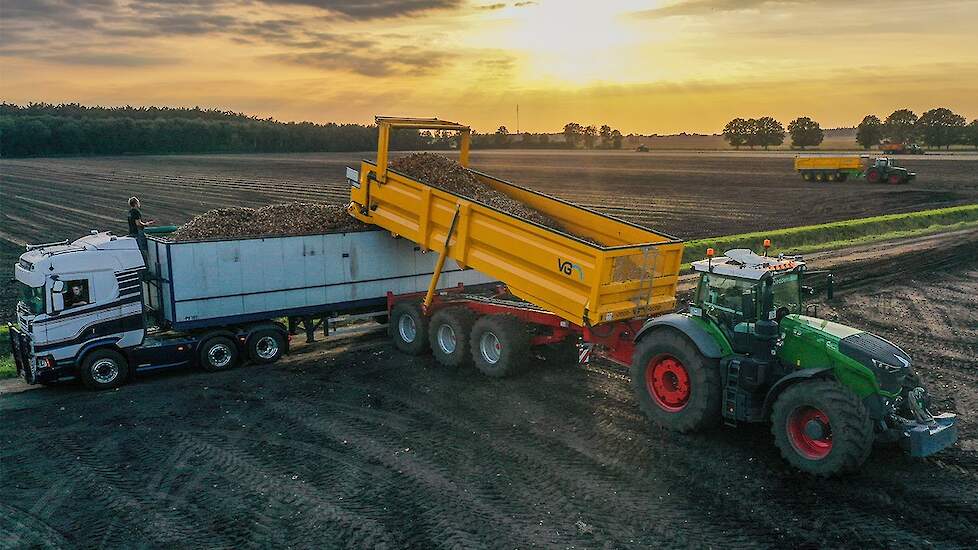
[[348, 117, 957, 475], [794, 155, 916, 184]]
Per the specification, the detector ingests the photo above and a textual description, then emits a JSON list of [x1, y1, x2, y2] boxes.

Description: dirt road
[[1, 235, 976, 548]]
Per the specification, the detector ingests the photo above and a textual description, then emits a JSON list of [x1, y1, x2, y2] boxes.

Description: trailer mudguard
[[634, 313, 725, 359]]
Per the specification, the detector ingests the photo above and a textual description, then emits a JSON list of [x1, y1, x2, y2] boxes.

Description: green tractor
[[864, 157, 916, 184], [630, 246, 956, 475]]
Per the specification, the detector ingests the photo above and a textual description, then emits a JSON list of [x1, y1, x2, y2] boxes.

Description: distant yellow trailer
[[348, 117, 683, 327], [794, 155, 916, 184]]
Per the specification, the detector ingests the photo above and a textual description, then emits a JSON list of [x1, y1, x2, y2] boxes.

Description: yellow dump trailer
[[348, 117, 683, 327], [794, 156, 864, 182]]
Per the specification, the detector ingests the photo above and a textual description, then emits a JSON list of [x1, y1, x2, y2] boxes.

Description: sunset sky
[[3, 0, 977, 134]]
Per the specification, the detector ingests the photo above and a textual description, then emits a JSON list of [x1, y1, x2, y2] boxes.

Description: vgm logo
[[557, 258, 584, 281]]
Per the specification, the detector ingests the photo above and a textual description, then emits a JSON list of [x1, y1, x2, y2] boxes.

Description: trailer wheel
[[248, 330, 285, 364], [199, 336, 239, 372], [390, 301, 429, 355], [838, 173, 849, 182], [771, 380, 873, 476], [826, 172, 837, 182], [801, 172, 812, 182], [866, 168, 882, 183], [428, 307, 476, 367], [814, 172, 825, 182], [470, 315, 529, 378], [80, 349, 129, 390], [630, 330, 721, 432]]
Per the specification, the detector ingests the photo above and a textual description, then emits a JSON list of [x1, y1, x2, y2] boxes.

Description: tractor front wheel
[[888, 173, 904, 184], [630, 330, 721, 432], [771, 380, 873, 476]]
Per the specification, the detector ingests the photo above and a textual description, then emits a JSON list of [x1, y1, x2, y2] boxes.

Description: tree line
[[723, 107, 978, 150], [0, 103, 440, 157], [471, 123, 625, 149]]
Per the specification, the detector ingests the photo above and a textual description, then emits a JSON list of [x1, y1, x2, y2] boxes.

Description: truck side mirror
[[52, 280, 65, 293], [51, 280, 65, 314]]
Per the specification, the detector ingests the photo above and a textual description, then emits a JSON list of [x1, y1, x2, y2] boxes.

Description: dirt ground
[[2, 233, 976, 549], [2, 151, 976, 247]]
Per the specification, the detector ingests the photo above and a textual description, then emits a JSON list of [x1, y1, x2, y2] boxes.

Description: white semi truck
[[9, 230, 491, 389]]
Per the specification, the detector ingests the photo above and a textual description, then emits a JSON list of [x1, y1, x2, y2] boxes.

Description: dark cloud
[[42, 52, 179, 66], [477, 2, 506, 10], [257, 0, 462, 19]]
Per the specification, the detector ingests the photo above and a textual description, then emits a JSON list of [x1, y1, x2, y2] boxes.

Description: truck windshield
[[771, 273, 801, 314], [19, 283, 45, 315]]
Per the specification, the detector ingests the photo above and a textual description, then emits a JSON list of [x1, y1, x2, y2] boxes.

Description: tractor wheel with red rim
[[629, 329, 721, 432], [866, 168, 882, 183], [888, 173, 903, 184], [771, 379, 874, 476]]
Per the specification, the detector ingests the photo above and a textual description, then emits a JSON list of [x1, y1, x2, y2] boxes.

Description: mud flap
[[903, 413, 958, 458]]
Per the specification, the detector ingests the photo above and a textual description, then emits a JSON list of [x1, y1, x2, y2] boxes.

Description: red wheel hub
[[888, 174, 901, 184], [787, 406, 832, 459], [645, 356, 690, 412]]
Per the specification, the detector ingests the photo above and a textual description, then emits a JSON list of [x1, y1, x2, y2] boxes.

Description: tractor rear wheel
[[866, 168, 882, 183], [630, 329, 721, 432], [470, 314, 530, 378], [428, 307, 476, 367], [771, 380, 873, 476]]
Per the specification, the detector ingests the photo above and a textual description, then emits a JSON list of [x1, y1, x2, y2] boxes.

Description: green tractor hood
[[777, 314, 913, 399]]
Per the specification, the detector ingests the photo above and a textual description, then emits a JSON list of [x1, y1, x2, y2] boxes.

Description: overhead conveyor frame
[[348, 116, 684, 327]]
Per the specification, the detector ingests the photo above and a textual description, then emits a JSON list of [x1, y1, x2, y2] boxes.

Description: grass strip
[[0, 324, 14, 379], [682, 204, 978, 267]]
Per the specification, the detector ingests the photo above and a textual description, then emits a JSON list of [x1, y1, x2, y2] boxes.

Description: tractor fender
[[634, 313, 724, 359], [762, 367, 834, 417]]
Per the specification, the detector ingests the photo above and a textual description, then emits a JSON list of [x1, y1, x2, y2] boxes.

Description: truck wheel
[[866, 168, 882, 183], [81, 349, 130, 390], [428, 307, 475, 367], [630, 330, 721, 432], [199, 336, 239, 372], [248, 330, 285, 364], [470, 314, 529, 378], [390, 301, 429, 355], [771, 380, 873, 476]]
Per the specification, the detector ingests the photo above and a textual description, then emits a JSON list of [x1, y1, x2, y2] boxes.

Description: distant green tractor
[[631, 246, 955, 475], [864, 157, 915, 184]]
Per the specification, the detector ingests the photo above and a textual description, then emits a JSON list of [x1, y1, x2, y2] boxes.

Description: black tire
[[373, 315, 389, 325], [390, 301, 429, 355], [199, 336, 239, 372], [770, 380, 873, 476], [827, 172, 837, 182], [469, 314, 530, 378], [629, 329, 721, 432], [838, 173, 849, 182], [428, 307, 476, 367], [80, 349, 129, 390], [801, 172, 812, 182], [814, 172, 825, 182], [248, 330, 285, 364], [866, 168, 882, 183]]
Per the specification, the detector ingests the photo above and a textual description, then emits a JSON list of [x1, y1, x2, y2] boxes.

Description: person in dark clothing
[[127, 196, 154, 256]]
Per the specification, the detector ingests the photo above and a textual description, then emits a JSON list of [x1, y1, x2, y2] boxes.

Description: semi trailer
[[350, 117, 957, 475], [794, 155, 916, 184], [9, 229, 491, 389]]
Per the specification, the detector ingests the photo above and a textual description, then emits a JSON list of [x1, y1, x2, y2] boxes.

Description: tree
[[755, 117, 785, 149], [599, 124, 612, 147], [563, 122, 582, 148], [539, 133, 550, 146], [883, 109, 918, 144], [722, 118, 750, 149], [494, 126, 510, 147], [856, 114, 883, 149], [966, 120, 978, 150], [583, 125, 598, 149], [611, 129, 623, 149], [916, 107, 966, 149], [744, 118, 761, 149], [787, 117, 823, 149]]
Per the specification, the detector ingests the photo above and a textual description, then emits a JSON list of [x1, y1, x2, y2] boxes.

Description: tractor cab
[[874, 157, 892, 169], [690, 247, 805, 356]]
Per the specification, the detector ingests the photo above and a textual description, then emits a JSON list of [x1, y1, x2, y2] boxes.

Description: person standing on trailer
[[127, 196, 154, 259]]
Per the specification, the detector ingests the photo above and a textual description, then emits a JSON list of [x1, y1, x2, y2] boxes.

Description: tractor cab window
[[770, 273, 802, 315], [19, 284, 45, 315], [63, 280, 91, 309], [876, 158, 890, 168], [697, 274, 756, 320]]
